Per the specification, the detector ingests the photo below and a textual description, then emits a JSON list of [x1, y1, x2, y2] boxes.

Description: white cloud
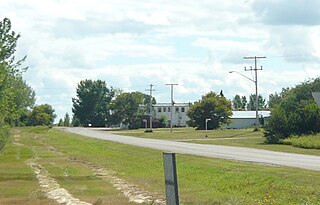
[[1, 0, 320, 121]]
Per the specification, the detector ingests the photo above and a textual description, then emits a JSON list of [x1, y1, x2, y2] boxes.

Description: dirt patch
[[31, 137, 166, 204], [70, 158, 166, 205], [26, 159, 91, 205]]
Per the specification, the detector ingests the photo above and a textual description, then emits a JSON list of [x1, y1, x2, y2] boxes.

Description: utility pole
[[146, 84, 155, 131], [243, 56, 266, 127], [166, 83, 178, 132]]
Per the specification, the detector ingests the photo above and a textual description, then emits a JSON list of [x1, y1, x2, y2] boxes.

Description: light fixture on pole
[[166, 83, 178, 132], [229, 70, 259, 126]]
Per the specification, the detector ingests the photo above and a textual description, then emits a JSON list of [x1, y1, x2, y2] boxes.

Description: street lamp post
[[229, 71, 259, 127], [205, 118, 211, 131]]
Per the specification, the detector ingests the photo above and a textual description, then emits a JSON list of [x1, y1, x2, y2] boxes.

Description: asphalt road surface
[[63, 127, 320, 171]]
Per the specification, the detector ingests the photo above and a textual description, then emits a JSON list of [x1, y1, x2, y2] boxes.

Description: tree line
[[0, 18, 57, 150], [70, 79, 233, 130]]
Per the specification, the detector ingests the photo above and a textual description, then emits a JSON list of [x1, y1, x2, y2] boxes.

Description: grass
[[1, 126, 320, 204], [283, 134, 320, 149], [112, 128, 320, 156], [111, 127, 263, 140]]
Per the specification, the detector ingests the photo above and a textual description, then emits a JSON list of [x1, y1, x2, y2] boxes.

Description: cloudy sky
[[1, 0, 320, 121]]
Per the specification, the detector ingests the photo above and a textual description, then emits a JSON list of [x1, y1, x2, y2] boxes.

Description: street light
[[205, 118, 211, 131], [229, 70, 259, 127]]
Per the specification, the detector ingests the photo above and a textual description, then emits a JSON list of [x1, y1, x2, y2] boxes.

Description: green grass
[[2, 127, 320, 204], [283, 134, 320, 149], [111, 127, 263, 140]]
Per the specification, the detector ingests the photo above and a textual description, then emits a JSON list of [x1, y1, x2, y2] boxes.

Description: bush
[[0, 125, 9, 151], [282, 135, 320, 149], [264, 78, 320, 144]]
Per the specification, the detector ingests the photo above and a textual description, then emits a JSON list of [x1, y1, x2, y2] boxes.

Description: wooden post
[[163, 152, 179, 205]]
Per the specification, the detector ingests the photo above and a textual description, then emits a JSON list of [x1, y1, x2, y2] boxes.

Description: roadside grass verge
[[17, 127, 320, 204], [111, 127, 263, 140], [191, 136, 320, 156], [19, 127, 135, 205], [0, 130, 57, 204], [282, 134, 320, 149]]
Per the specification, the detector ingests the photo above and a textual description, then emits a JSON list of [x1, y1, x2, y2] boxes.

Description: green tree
[[232, 94, 242, 110], [29, 104, 56, 126], [187, 91, 232, 130], [0, 17, 27, 74], [247, 94, 266, 110], [63, 113, 70, 127], [71, 115, 81, 127], [58, 119, 64, 126], [265, 78, 320, 143], [72, 79, 115, 127], [110, 91, 154, 129], [0, 18, 33, 125], [241, 96, 247, 110]]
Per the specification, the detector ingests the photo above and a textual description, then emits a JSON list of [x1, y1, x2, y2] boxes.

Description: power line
[[146, 84, 155, 131], [166, 83, 178, 132], [243, 56, 266, 127]]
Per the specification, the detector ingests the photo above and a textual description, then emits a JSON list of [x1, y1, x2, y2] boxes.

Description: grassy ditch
[[3, 127, 318, 204]]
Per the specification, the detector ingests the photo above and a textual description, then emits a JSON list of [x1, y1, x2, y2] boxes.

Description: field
[[0, 127, 320, 204]]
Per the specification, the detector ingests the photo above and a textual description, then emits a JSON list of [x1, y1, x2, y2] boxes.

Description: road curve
[[63, 127, 320, 171]]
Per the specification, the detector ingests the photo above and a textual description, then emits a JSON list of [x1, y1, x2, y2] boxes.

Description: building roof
[[231, 111, 270, 119], [153, 103, 190, 107]]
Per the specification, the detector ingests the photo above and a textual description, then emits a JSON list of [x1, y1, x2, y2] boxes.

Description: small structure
[[225, 111, 270, 129]]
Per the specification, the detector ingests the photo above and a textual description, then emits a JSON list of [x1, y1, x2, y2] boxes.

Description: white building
[[224, 111, 271, 129], [153, 103, 190, 127], [150, 103, 270, 129]]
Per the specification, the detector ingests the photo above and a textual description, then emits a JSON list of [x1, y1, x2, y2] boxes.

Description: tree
[[29, 104, 56, 126], [247, 94, 266, 110], [58, 119, 64, 126], [187, 91, 232, 130], [0, 18, 33, 125], [241, 96, 247, 110], [63, 113, 70, 127], [110, 91, 154, 129], [264, 78, 320, 143], [268, 88, 290, 109], [72, 79, 115, 127], [0, 17, 27, 74], [71, 115, 80, 127], [232, 94, 242, 110]]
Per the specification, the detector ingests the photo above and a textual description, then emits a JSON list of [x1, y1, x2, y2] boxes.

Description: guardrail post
[[163, 152, 179, 205]]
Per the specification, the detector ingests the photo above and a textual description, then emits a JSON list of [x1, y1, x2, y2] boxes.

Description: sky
[[1, 0, 320, 121]]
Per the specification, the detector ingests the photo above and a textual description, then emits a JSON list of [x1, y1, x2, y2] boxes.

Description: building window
[[181, 107, 185, 112], [158, 107, 162, 112], [163, 107, 166, 112], [175, 107, 179, 112], [168, 107, 171, 112]]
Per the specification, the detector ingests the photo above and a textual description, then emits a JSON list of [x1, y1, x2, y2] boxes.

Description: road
[[63, 127, 320, 171]]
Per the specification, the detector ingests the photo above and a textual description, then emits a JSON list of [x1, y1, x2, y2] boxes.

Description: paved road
[[63, 127, 320, 171]]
